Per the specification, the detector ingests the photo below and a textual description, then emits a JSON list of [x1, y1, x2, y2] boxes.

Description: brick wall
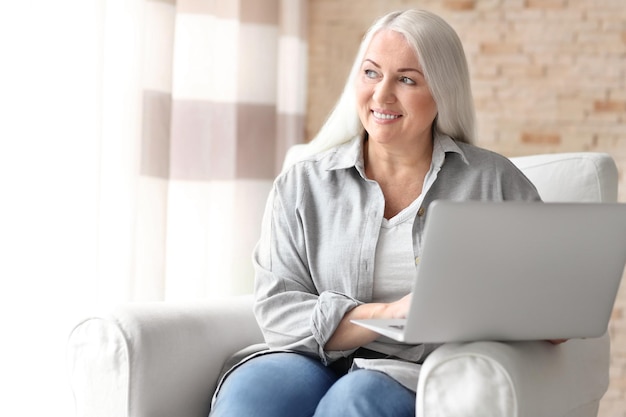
[[306, 1, 626, 415]]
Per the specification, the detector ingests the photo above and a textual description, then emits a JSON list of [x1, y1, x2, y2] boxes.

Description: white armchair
[[67, 151, 619, 417]]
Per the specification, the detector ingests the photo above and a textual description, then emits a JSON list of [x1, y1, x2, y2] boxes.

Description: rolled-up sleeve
[[311, 291, 361, 363]]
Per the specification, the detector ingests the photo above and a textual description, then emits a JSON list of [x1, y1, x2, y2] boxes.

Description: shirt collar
[[432, 131, 469, 166], [325, 132, 469, 173]]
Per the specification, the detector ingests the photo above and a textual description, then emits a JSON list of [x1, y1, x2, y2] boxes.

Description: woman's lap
[[313, 368, 416, 417], [210, 352, 416, 417], [210, 352, 337, 417]]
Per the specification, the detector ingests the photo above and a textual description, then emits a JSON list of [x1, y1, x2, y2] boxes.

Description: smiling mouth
[[372, 110, 401, 120]]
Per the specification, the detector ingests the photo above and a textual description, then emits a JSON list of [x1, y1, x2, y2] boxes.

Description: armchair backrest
[[511, 153, 619, 203]]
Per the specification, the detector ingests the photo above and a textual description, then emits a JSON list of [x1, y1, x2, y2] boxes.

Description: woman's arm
[[325, 294, 412, 351], [254, 177, 372, 362], [324, 295, 568, 351]]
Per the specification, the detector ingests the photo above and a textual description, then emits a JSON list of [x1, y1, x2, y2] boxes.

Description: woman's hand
[[383, 293, 412, 319], [324, 293, 412, 351]]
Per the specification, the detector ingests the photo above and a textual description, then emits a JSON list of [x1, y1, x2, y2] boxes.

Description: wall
[[306, 1, 626, 415]]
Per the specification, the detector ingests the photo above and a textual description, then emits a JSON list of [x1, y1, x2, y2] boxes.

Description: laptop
[[352, 201, 626, 343]]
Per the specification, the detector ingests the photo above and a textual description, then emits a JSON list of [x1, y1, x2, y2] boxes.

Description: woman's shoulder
[[275, 147, 332, 185], [277, 138, 360, 181], [453, 141, 519, 172], [451, 140, 540, 199]]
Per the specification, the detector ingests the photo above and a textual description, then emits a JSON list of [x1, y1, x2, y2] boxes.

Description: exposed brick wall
[[306, 1, 626, 415]]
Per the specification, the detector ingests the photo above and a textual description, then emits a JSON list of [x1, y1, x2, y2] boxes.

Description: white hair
[[304, 9, 475, 157]]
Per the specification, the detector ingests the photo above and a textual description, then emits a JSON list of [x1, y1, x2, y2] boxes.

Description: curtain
[[0, 0, 307, 415], [100, 0, 309, 302]]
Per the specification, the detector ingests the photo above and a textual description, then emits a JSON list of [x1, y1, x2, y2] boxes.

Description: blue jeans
[[210, 352, 416, 417]]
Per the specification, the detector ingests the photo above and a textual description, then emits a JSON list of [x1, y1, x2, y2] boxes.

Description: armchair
[[67, 151, 619, 417]]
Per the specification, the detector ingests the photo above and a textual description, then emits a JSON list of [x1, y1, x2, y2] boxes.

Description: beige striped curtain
[[100, 0, 308, 303], [1, 1, 308, 414]]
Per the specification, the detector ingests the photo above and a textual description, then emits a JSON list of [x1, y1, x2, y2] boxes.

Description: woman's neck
[[364, 136, 433, 182]]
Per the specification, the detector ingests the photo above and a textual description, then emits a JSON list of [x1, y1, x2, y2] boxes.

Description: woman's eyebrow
[[363, 58, 423, 75], [398, 67, 423, 74], [363, 58, 381, 68]]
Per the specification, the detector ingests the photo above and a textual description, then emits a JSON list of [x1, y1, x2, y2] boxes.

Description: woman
[[210, 9, 542, 417]]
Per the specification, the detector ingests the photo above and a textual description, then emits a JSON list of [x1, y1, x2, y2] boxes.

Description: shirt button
[[417, 207, 425, 217], [415, 257, 420, 265]]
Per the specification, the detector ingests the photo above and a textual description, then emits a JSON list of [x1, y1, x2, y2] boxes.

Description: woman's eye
[[400, 76, 416, 85], [364, 69, 378, 79]]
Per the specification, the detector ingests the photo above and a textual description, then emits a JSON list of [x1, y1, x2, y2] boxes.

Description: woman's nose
[[373, 78, 396, 104]]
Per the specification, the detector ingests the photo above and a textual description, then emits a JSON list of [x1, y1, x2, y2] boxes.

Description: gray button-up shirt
[[253, 134, 541, 365]]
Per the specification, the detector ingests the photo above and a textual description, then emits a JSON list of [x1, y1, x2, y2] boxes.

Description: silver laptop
[[352, 201, 626, 343]]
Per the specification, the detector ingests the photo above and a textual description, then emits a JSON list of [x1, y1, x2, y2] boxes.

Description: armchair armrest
[[67, 295, 262, 417], [68, 295, 611, 417], [416, 334, 610, 417]]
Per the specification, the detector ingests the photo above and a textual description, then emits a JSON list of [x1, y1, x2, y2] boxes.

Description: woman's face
[[356, 30, 438, 147]]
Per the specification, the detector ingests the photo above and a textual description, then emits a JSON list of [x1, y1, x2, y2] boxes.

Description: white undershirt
[[371, 198, 421, 303], [371, 145, 444, 303]]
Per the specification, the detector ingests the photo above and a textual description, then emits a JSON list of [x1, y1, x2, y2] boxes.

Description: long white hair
[[304, 9, 475, 157]]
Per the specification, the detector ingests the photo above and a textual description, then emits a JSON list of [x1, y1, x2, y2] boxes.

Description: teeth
[[373, 111, 400, 120]]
